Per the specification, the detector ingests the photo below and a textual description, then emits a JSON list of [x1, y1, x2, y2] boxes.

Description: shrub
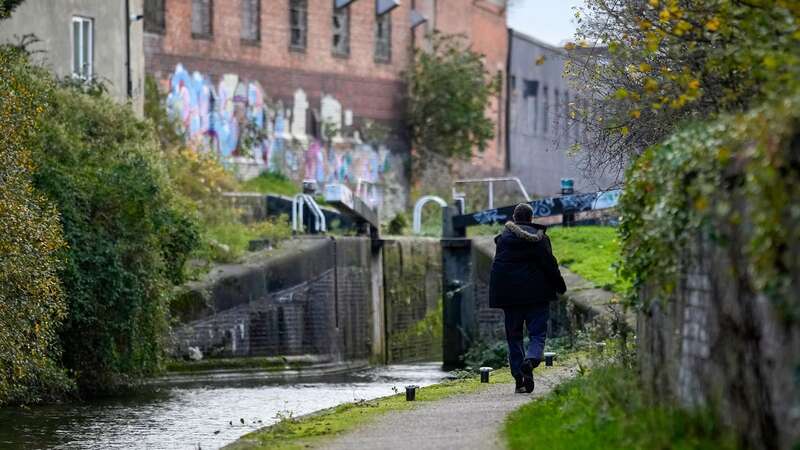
[[0, 48, 74, 405], [620, 91, 800, 317], [29, 66, 199, 394]]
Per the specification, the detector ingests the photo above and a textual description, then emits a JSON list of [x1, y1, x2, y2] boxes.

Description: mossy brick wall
[[171, 237, 375, 362], [637, 229, 800, 450], [383, 238, 443, 363]]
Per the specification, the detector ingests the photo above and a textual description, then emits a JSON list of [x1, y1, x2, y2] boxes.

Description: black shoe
[[514, 376, 526, 394], [521, 360, 535, 393]]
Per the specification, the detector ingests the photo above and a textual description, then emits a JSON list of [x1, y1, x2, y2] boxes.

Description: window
[[563, 90, 570, 137], [290, 0, 307, 50], [554, 88, 560, 131], [542, 86, 549, 134], [523, 79, 538, 134], [374, 12, 391, 63], [241, 0, 260, 43], [144, 0, 165, 33], [332, 6, 350, 56], [72, 17, 93, 79], [191, 0, 213, 38]]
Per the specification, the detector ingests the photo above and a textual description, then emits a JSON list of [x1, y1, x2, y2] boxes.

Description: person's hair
[[512, 203, 533, 222]]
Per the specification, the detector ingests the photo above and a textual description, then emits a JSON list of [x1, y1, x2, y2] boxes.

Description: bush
[[620, 92, 800, 315], [0, 48, 74, 405], [29, 65, 199, 394]]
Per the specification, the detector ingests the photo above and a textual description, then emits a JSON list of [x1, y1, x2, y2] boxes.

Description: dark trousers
[[503, 303, 549, 379]]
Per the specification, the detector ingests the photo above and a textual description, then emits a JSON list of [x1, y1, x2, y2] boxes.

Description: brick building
[[143, 0, 508, 216]]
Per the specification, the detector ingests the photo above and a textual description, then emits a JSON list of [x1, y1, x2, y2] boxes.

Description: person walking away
[[489, 203, 566, 393]]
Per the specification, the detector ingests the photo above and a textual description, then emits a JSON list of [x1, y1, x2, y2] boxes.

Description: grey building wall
[[0, 0, 145, 116], [507, 30, 613, 196]]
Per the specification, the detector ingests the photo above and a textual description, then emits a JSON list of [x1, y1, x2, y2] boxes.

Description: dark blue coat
[[489, 221, 567, 308]]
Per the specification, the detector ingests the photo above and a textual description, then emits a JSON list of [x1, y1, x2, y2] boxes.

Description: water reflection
[[0, 363, 448, 449]]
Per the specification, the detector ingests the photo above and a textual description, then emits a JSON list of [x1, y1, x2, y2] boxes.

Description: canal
[[0, 363, 449, 449]]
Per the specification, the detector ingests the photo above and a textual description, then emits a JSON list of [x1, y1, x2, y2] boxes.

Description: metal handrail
[[452, 177, 531, 211], [292, 193, 327, 233]]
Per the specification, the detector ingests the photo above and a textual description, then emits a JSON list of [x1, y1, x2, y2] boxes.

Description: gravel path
[[320, 365, 576, 450]]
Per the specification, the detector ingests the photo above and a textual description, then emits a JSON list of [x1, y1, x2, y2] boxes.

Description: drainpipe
[[125, 0, 131, 98], [504, 28, 513, 172]]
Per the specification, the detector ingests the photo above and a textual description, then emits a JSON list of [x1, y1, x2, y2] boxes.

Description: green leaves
[[406, 33, 499, 162], [619, 92, 800, 321]]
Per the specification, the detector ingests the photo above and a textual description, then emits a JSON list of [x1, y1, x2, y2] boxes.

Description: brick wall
[[638, 230, 800, 450]]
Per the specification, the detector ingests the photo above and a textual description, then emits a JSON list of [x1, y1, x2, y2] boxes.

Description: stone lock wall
[[171, 235, 446, 366], [171, 237, 377, 362], [383, 237, 443, 363], [637, 232, 800, 450]]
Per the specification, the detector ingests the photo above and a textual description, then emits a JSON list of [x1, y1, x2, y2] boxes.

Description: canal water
[[0, 363, 449, 449]]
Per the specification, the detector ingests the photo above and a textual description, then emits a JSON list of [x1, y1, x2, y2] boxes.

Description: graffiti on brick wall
[[165, 64, 397, 207]]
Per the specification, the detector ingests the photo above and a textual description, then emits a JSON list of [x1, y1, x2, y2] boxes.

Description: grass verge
[[546, 226, 627, 293], [226, 369, 515, 450], [240, 172, 300, 197], [504, 363, 739, 450]]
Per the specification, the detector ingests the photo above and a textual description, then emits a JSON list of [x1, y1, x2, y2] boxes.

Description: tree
[[406, 32, 500, 162], [0, 0, 25, 19], [0, 47, 73, 405], [565, 0, 800, 175]]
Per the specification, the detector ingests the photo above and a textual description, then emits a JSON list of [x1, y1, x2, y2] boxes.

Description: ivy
[[619, 91, 800, 321]]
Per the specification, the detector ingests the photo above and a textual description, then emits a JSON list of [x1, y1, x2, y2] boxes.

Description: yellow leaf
[[639, 63, 652, 72], [694, 197, 708, 211], [535, 55, 546, 65], [705, 17, 720, 32], [644, 78, 659, 93], [620, 126, 630, 136], [688, 79, 700, 90], [564, 42, 576, 50], [659, 9, 671, 22], [630, 109, 641, 119], [648, 0, 659, 7]]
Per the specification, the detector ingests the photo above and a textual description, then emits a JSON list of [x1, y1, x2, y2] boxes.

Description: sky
[[507, 0, 584, 46]]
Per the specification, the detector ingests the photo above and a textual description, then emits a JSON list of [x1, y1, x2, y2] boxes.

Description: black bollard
[[480, 367, 492, 383], [405, 385, 418, 401], [544, 352, 556, 367]]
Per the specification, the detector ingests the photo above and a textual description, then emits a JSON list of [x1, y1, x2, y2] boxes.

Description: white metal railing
[[452, 177, 531, 212], [412, 195, 447, 234], [292, 194, 327, 233]]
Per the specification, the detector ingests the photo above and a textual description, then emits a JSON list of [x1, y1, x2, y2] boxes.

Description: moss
[[391, 300, 443, 360], [227, 369, 514, 450]]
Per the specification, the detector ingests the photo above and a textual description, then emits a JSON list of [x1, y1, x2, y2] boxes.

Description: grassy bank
[[227, 370, 514, 450], [547, 226, 626, 293], [469, 224, 625, 293], [504, 363, 738, 450]]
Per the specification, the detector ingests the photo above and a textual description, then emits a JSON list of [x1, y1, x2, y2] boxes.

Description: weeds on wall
[[619, 92, 800, 321]]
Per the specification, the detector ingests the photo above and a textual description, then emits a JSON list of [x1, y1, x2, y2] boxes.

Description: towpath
[[319, 364, 576, 450]]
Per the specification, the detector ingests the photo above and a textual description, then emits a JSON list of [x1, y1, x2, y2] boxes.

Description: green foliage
[[569, 0, 800, 169], [463, 340, 509, 370], [619, 92, 800, 318], [548, 226, 627, 293], [29, 64, 200, 394], [0, 0, 24, 19], [386, 213, 409, 235], [197, 215, 293, 264], [407, 32, 499, 161], [505, 363, 739, 450], [240, 172, 299, 197], [0, 47, 74, 405]]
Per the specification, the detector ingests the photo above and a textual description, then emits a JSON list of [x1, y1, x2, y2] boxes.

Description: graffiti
[[165, 64, 396, 208], [454, 189, 623, 228], [473, 209, 508, 225]]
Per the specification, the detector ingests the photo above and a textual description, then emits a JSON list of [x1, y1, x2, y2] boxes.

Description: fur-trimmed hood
[[504, 221, 545, 242]]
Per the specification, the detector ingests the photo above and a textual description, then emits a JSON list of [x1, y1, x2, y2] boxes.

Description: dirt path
[[318, 365, 575, 450]]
